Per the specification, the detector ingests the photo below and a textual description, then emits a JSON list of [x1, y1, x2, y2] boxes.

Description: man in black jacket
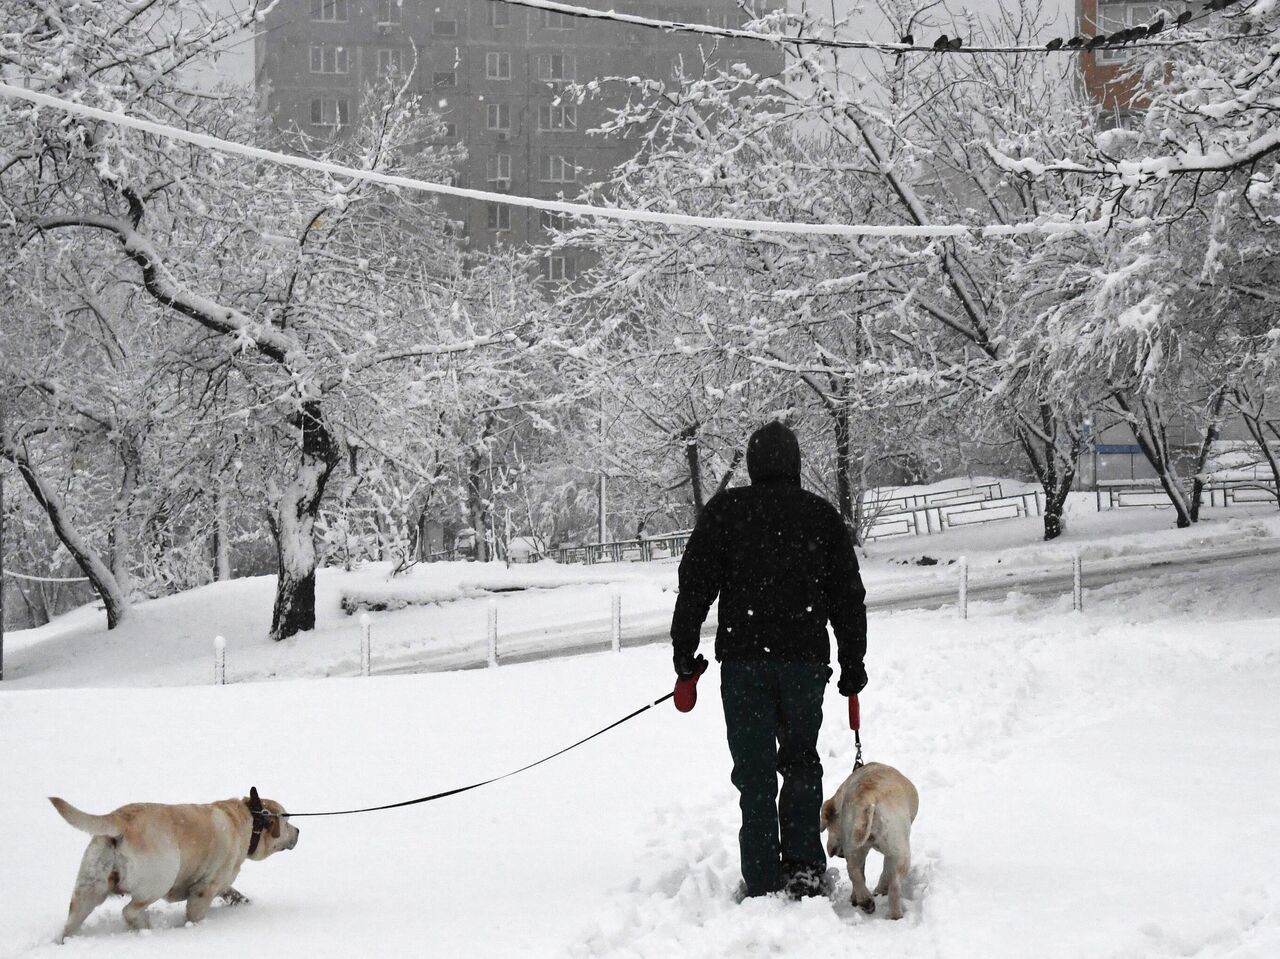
[[671, 420, 868, 900]]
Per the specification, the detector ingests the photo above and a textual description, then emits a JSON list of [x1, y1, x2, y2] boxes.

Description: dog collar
[[246, 786, 270, 856]]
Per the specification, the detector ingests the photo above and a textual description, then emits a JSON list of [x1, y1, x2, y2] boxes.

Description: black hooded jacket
[[670, 422, 867, 679]]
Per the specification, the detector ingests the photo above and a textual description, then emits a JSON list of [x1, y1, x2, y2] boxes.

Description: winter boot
[[782, 861, 833, 900]]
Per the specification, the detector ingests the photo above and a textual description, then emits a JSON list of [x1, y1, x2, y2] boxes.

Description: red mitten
[[848, 694, 861, 731], [673, 656, 710, 712]]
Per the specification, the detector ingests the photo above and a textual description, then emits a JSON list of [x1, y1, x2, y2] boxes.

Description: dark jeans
[[720, 658, 830, 896]]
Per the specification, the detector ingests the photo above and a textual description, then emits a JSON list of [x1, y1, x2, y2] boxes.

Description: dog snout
[[287, 827, 299, 850]]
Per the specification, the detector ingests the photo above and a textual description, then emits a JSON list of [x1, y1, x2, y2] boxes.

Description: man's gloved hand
[[674, 651, 707, 680], [673, 654, 709, 712], [837, 663, 868, 697]]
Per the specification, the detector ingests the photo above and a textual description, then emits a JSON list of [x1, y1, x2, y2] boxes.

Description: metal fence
[[1096, 478, 1278, 510], [864, 489, 1044, 542]]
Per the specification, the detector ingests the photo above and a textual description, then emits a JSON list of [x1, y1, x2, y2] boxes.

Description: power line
[[0, 81, 1145, 240], [493, 0, 1264, 56]]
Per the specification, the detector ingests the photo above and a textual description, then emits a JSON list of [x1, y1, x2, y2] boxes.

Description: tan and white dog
[[821, 762, 919, 919], [50, 788, 299, 941]]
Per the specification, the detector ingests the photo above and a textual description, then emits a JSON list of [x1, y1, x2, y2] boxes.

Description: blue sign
[[1094, 444, 1142, 455]]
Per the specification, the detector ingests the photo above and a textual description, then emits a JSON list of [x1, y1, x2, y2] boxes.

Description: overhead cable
[[492, 0, 1262, 56], [0, 82, 1144, 240]]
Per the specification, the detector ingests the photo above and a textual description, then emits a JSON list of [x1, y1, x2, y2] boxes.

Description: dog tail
[[852, 800, 876, 846], [49, 798, 123, 837]]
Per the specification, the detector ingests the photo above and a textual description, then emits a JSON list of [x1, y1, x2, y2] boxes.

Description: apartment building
[[1076, 0, 1192, 114], [255, 0, 784, 272]]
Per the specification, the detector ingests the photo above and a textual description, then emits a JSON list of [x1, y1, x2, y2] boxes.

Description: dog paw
[[888, 908, 905, 920], [854, 897, 875, 914]]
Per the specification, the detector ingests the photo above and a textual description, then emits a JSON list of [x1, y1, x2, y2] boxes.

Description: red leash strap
[[849, 695, 864, 770]]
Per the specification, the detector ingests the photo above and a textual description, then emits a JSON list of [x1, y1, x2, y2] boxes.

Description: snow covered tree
[[0, 2, 528, 638]]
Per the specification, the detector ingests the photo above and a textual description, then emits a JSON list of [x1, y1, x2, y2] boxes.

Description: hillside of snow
[[5, 491, 1279, 690]]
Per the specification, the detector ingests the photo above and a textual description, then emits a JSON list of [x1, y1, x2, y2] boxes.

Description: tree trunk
[[1015, 404, 1082, 541], [1234, 393, 1280, 510], [468, 450, 490, 563], [682, 425, 704, 515], [212, 486, 233, 581], [832, 400, 854, 531], [1112, 390, 1193, 528], [1244, 415, 1280, 509], [4, 445, 129, 629], [1189, 387, 1229, 523], [713, 447, 744, 500], [107, 444, 139, 600], [270, 400, 339, 641]]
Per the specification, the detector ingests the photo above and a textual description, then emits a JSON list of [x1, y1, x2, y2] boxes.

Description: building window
[[540, 210, 568, 232], [486, 153, 512, 187], [311, 0, 347, 22], [538, 53, 575, 82], [433, 18, 458, 36], [485, 51, 511, 80], [486, 102, 511, 131], [433, 70, 457, 88], [540, 154, 576, 183], [441, 122, 457, 138], [489, 2, 510, 27], [310, 45, 349, 74], [545, 254, 575, 281], [376, 48, 402, 74], [309, 97, 351, 127], [375, 0, 401, 24], [1095, 3, 1160, 64], [487, 203, 512, 232], [541, 10, 575, 30], [538, 103, 577, 131]]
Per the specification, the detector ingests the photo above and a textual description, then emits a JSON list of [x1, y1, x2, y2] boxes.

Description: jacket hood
[[746, 421, 801, 485]]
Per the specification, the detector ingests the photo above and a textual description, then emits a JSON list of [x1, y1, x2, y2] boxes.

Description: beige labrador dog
[[821, 762, 919, 919], [50, 788, 299, 941]]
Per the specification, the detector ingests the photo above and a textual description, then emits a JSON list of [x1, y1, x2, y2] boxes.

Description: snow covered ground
[[2, 492, 1279, 957], [5, 489, 1279, 689]]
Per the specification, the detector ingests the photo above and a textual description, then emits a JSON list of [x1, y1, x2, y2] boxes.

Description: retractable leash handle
[[673, 655, 710, 712]]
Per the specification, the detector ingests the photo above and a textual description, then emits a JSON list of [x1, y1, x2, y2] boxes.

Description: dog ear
[[268, 812, 282, 839], [820, 797, 837, 830]]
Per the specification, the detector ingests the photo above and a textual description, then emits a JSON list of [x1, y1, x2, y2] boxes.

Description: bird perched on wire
[[947, 35, 963, 51], [933, 34, 950, 50], [1085, 34, 1107, 49], [1045, 36, 1064, 50], [1175, 10, 1193, 26], [1066, 35, 1086, 48], [1146, 16, 1165, 36]]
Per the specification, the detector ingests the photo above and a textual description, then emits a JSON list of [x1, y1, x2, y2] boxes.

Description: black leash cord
[[281, 690, 674, 819]]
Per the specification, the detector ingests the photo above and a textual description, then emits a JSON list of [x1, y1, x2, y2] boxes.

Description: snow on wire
[[2, 569, 90, 583], [0, 83, 1143, 240], [493, 0, 1262, 56]]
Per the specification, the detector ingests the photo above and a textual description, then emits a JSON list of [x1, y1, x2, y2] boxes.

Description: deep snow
[[2, 492, 1279, 957]]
